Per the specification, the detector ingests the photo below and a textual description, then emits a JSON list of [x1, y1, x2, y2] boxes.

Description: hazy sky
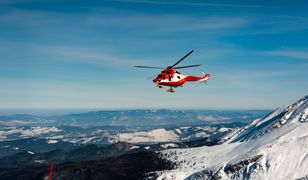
[[0, 0, 307, 110]]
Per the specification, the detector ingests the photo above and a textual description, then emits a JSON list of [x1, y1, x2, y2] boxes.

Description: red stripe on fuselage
[[156, 74, 210, 87]]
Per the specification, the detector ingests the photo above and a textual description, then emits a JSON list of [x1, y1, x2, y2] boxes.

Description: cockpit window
[[177, 76, 181, 79]]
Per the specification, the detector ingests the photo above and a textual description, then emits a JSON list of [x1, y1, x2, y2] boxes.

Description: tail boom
[[185, 73, 211, 82]]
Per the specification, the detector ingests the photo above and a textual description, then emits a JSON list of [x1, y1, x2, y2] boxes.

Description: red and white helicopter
[[135, 50, 211, 92]]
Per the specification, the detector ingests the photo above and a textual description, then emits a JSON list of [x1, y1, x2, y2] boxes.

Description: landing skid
[[166, 88, 175, 93]]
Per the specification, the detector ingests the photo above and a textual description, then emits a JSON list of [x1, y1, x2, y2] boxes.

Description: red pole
[[49, 162, 53, 180]]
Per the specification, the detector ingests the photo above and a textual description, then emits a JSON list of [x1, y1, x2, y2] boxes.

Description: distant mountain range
[[0, 109, 269, 127]]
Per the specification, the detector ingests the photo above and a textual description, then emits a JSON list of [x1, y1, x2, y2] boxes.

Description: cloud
[[114, 0, 261, 8], [86, 12, 249, 34], [244, 15, 308, 35], [266, 49, 308, 60], [0, 8, 251, 68], [1, 2, 306, 37], [0, 7, 249, 35], [42, 46, 154, 67], [0, 38, 157, 68]]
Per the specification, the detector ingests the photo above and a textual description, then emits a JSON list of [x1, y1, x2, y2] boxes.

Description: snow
[[195, 126, 216, 132], [129, 145, 139, 150], [20, 127, 62, 137], [194, 132, 209, 138], [34, 160, 46, 163], [226, 95, 308, 143], [0, 126, 62, 140], [174, 128, 182, 134], [116, 129, 179, 143], [0, 127, 21, 140], [80, 136, 97, 144], [158, 123, 308, 180], [160, 143, 179, 149], [27, 151, 35, 155], [218, 127, 232, 132], [156, 95, 308, 180], [48, 135, 64, 139], [47, 139, 58, 144]]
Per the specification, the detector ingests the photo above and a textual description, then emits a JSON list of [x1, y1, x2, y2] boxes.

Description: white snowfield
[[117, 129, 180, 143], [0, 126, 62, 140], [160, 143, 179, 149], [156, 95, 308, 180], [47, 139, 59, 144]]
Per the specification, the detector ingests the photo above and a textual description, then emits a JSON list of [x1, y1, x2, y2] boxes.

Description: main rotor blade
[[171, 50, 194, 68], [134, 66, 163, 69], [174, 64, 201, 69]]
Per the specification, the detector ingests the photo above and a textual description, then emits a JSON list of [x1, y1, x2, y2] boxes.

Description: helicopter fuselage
[[153, 67, 211, 87]]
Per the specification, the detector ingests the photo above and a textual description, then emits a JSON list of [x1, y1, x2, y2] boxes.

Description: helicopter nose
[[153, 78, 160, 83]]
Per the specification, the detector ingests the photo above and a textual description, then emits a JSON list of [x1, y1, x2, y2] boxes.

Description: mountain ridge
[[157, 95, 308, 180]]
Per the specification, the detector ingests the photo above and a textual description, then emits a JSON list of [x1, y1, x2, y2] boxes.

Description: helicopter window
[[177, 76, 181, 79]]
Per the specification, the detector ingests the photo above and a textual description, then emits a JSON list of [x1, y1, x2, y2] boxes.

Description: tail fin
[[200, 72, 211, 82]]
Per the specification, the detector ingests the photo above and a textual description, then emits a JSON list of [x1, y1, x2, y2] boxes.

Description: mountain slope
[[157, 95, 308, 180], [0, 151, 175, 180], [228, 95, 308, 142], [0, 142, 142, 168]]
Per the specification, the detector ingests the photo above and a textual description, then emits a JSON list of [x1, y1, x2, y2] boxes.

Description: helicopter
[[135, 50, 211, 93]]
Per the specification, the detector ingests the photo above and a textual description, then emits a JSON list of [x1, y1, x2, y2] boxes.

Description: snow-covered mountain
[[157, 95, 308, 180]]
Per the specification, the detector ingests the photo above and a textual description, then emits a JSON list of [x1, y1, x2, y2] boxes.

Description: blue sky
[[0, 0, 307, 110]]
